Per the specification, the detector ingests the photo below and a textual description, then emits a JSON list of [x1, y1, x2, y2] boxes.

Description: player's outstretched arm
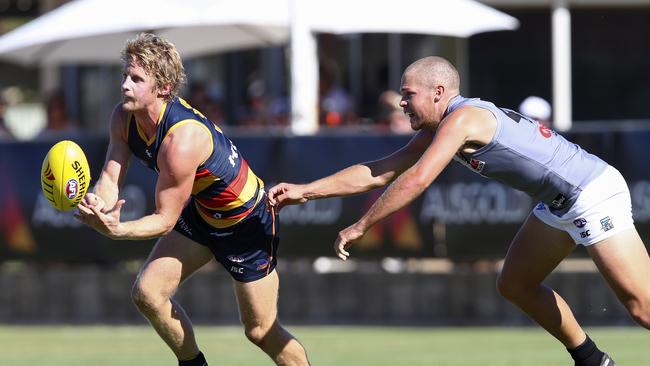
[[92, 104, 132, 211], [267, 182, 309, 209], [334, 116, 469, 260], [78, 123, 209, 240], [268, 131, 432, 209]]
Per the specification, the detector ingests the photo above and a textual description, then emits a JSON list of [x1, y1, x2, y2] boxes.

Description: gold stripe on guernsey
[[195, 171, 261, 212], [135, 119, 156, 145], [197, 211, 245, 228], [192, 174, 221, 195], [157, 101, 168, 123], [134, 101, 167, 145], [195, 181, 264, 228], [179, 98, 207, 119], [178, 97, 225, 134], [162, 119, 215, 165]]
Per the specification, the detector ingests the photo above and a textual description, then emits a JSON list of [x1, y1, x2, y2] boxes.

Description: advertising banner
[[1, 131, 649, 262]]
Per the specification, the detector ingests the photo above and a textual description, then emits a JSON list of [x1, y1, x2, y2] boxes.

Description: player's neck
[[135, 99, 166, 127], [438, 93, 459, 120]]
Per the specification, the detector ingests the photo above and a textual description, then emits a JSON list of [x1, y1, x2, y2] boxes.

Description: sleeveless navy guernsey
[[125, 97, 264, 228]]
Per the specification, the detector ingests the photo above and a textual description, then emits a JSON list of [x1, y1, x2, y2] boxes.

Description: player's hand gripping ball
[[41, 140, 91, 211]]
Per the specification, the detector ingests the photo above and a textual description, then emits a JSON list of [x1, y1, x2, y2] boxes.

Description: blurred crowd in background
[[0, 65, 415, 140], [1, 1, 650, 140], [0, 52, 417, 140]]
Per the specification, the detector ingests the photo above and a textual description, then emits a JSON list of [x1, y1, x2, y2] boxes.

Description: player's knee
[[496, 274, 525, 302], [131, 281, 167, 315], [626, 299, 650, 329], [243, 324, 271, 347]]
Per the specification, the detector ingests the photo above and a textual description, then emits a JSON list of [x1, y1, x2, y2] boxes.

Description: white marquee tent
[[0, 0, 519, 134]]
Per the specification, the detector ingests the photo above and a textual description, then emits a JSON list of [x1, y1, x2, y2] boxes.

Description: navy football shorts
[[173, 197, 279, 282]]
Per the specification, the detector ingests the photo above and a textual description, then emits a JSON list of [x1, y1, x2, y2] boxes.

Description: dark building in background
[[470, 5, 650, 122]]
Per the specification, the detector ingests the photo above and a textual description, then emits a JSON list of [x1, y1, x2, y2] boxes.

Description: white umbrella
[[0, 0, 289, 65], [0, 0, 518, 134], [290, 0, 519, 134], [307, 0, 519, 37]]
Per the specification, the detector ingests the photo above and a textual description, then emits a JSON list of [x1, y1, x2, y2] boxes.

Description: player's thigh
[[586, 228, 650, 304], [500, 213, 575, 286], [136, 230, 214, 295], [233, 269, 280, 326]]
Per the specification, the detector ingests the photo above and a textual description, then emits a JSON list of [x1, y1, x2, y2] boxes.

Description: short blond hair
[[121, 33, 186, 101]]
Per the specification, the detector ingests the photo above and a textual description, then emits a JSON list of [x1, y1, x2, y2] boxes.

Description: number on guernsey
[[228, 141, 239, 167], [499, 108, 535, 124]]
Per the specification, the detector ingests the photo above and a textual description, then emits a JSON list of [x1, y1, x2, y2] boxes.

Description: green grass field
[[0, 326, 647, 365]]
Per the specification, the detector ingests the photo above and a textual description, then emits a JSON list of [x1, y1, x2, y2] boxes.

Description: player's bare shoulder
[[446, 105, 497, 146], [109, 103, 130, 142], [160, 120, 212, 167]]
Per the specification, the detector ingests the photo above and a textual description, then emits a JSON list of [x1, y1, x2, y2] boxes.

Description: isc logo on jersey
[[40, 140, 91, 211]]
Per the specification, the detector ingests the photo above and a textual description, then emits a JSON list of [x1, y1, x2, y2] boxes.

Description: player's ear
[[159, 83, 172, 98], [433, 85, 444, 103]]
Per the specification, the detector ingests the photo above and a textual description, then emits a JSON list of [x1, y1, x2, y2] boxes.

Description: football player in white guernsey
[[269, 56, 650, 366]]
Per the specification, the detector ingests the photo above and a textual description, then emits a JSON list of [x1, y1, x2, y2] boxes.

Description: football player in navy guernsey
[[269, 56, 650, 366], [75, 33, 310, 366]]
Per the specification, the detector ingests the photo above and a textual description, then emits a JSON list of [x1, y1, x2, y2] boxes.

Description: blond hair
[[121, 33, 186, 101]]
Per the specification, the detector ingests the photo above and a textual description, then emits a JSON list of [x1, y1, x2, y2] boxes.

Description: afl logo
[[573, 218, 587, 228], [66, 178, 79, 199], [539, 124, 552, 138], [227, 255, 245, 263]]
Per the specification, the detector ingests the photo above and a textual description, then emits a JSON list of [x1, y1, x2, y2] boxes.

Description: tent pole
[[290, 0, 319, 135], [552, 0, 572, 131]]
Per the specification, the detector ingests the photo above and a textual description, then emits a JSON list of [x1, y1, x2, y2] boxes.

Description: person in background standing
[[519, 95, 552, 128]]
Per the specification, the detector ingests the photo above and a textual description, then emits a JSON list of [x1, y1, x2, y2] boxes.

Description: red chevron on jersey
[[196, 160, 250, 209]]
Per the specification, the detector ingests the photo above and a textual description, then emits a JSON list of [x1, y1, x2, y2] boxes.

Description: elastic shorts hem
[[234, 266, 277, 283]]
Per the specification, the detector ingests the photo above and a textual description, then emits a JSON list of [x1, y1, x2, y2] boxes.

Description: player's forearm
[[356, 168, 429, 231], [112, 213, 176, 240], [303, 163, 392, 199]]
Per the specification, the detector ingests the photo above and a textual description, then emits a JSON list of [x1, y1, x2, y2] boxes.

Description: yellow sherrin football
[[41, 140, 91, 211]]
